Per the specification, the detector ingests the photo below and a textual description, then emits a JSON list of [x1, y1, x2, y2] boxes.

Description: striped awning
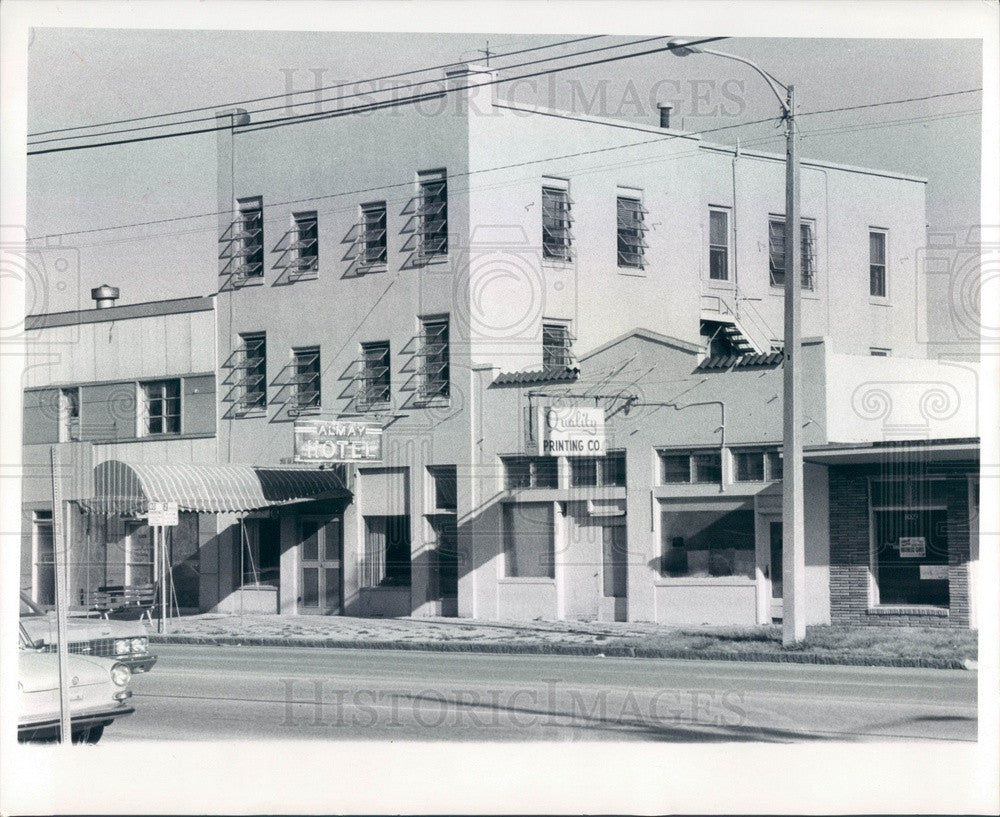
[[83, 459, 349, 515]]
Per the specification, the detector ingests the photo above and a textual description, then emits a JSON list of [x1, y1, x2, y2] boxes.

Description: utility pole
[[50, 447, 72, 743], [782, 85, 806, 645]]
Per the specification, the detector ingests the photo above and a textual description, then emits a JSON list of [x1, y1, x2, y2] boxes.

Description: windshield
[[19, 593, 46, 617]]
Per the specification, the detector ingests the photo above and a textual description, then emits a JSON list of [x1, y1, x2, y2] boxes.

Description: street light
[[669, 39, 806, 645]]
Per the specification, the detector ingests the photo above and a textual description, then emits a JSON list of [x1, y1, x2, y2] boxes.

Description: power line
[[27, 34, 606, 139], [28, 35, 679, 147], [27, 36, 731, 156], [33, 86, 976, 241]]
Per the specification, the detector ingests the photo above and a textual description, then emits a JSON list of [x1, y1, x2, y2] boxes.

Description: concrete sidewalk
[[143, 613, 976, 670]]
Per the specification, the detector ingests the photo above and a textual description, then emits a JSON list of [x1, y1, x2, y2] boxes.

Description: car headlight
[[110, 663, 131, 687], [114, 638, 131, 655], [130, 637, 148, 654]]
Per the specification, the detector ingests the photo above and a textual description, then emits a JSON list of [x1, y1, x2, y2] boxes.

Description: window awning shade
[[83, 459, 349, 515]]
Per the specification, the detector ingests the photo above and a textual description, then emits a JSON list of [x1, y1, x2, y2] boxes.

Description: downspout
[[732, 138, 741, 317]]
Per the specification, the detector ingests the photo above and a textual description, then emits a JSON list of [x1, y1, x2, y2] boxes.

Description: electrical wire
[[27, 36, 731, 155], [27, 34, 606, 138]]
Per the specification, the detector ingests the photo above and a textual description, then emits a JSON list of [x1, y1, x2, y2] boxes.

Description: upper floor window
[[870, 347, 891, 357], [660, 450, 722, 485], [617, 196, 647, 269], [419, 317, 450, 400], [869, 230, 887, 298], [428, 465, 458, 512], [542, 322, 573, 370], [59, 387, 80, 442], [503, 456, 559, 490], [569, 451, 626, 488], [417, 171, 448, 259], [361, 202, 388, 267], [542, 183, 572, 261], [292, 346, 321, 411], [291, 211, 318, 272], [141, 379, 181, 436], [733, 449, 783, 482], [236, 196, 264, 278], [768, 217, 815, 290], [238, 332, 267, 412], [709, 209, 729, 280], [359, 341, 391, 408]]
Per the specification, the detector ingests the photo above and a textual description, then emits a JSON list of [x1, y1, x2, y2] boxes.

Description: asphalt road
[[103, 644, 977, 742]]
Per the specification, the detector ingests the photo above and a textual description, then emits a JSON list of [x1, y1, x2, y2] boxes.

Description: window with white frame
[[238, 332, 267, 412], [616, 195, 647, 269], [709, 208, 729, 280], [768, 217, 815, 289], [359, 341, 391, 408], [360, 202, 387, 266], [419, 317, 449, 400], [660, 450, 722, 485], [569, 451, 626, 488], [503, 503, 555, 578], [291, 211, 318, 272], [542, 182, 572, 261], [869, 229, 887, 298], [236, 196, 264, 278], [140, 379, 181, 435], [291, 346, 321, 411], [542, 322, 573, 370], [733, 448, 783, 482], [59, 387, 80, 442], [870, 478, 949, 607], [660, 508, 755, 579], [503, 456, 558, 490], [417, 171, 448, 259], [428, 465, 458, 512]]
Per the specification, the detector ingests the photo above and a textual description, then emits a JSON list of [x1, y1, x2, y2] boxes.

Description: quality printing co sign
[[294, 418, 383, 463], [538, 406, 606, 456]]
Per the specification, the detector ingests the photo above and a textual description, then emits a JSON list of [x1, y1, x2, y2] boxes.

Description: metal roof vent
[[91, 284, 120, 309]]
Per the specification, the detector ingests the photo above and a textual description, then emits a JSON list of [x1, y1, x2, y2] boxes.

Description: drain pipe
[[732, 138, 741, 316]]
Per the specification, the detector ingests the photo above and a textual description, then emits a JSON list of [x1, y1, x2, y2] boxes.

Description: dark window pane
[[503, 503, 554, 578], [735, 451, 765, 482], [660, 509, 755, 578], [301, 519, 320, 561], [302, 568, 319, 607], [692, 452, 721, 484], [570, 458, 598, 487], [661, 454, 690, 483]]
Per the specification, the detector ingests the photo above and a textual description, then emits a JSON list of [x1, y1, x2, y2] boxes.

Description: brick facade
[[828, 463, 973, 628]]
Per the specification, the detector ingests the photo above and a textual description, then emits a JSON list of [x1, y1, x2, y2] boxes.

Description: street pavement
[[104, 644, 977, 742]]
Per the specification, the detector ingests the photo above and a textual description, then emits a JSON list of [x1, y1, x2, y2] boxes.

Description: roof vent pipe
[[91, 284, 120, 309], [657, 104, 673, 129]]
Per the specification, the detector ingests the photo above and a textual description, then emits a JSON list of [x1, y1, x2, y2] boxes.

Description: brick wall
[[828, 464, 973, 628]]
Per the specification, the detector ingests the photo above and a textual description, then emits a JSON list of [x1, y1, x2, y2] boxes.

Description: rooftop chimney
[[91, 284, 120, 309], [657, 104, 673, 129]]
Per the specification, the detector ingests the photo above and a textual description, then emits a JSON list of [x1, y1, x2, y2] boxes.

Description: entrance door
[[602, 521, 627, 622], [299, 517, 342, 615], [768, 520, 783, 621]]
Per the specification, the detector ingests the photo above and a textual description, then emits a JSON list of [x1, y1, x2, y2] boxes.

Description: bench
[[91, 584, 156, 622]]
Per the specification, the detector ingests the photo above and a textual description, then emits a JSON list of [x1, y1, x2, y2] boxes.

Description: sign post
[[146, 501, 179, 634], [50, 447, 72, 744]]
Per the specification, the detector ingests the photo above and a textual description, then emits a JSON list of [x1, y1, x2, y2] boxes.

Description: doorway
[[298, 517, 342, 615], [768, 520, 783, 621]]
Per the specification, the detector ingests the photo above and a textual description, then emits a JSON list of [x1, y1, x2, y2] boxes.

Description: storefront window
[[503, 503, 554, 578], [660, 508, 755, 579], [871, 479, 949, 606]]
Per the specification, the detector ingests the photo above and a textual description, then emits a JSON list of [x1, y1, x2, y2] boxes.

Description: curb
[[148, 634, 970, 670]]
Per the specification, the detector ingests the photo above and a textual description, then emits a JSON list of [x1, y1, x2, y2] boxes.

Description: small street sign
[[147, 501, 179, 527]]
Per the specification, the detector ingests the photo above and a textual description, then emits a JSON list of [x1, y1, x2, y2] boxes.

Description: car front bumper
[[118, 653, 157, 672], [18, 704, 135, 742]]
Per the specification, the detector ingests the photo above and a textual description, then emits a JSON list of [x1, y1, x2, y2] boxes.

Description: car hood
[[20, 614, 146, 645], [18, 650, 115, 693]]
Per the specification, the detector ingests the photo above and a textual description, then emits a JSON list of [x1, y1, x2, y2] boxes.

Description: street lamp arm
[[693, 47, 790, 113]]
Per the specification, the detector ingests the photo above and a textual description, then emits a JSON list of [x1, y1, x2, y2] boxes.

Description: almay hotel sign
[[538, 406, 606, 456], [294, 418, 383, 463]]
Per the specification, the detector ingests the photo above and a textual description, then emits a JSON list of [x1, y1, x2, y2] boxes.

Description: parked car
[[19, 592, 157, 672], [18, 624, 135, 744]]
